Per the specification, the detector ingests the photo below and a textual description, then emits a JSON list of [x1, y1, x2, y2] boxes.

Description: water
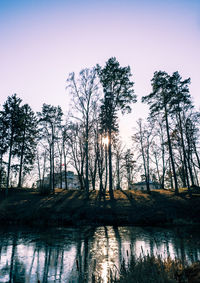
[[0, 225, 200, 282]]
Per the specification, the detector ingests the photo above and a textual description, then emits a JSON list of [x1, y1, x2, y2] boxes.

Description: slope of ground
[[0, 188, 199, 226]]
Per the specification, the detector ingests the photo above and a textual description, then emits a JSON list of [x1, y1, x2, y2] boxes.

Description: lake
[[0, 225, 200, 282]]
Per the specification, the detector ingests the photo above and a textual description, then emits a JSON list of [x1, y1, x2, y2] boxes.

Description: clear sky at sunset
[[0, 0, 200, 142]]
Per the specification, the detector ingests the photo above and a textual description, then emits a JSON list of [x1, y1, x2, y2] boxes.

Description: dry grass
[[0, 188, 199, 226], [103, 255, 197, 283]]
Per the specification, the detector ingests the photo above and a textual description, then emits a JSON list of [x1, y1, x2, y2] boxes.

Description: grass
[[95, 254, 200, 283], [0, 188, 200, 226]]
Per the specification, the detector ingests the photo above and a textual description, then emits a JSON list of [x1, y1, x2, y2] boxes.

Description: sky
[[0, 0, 200, 144]]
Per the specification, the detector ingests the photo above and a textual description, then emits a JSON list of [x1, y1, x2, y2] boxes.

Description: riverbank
[[0, 188, 199, 226], [100, 254, 200, 283]]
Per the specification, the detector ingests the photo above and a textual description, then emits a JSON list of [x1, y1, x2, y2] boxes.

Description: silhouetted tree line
[[0, 58, 199, 197]]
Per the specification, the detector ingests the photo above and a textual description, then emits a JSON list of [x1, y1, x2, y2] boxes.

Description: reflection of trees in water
[[58, 249, 64, 283], [147, 229, 188, 262], [0, 241, 2, 262], [164, 233, 171, 258], [30, 229, 80, 282], [1, 227, 200, 282], [104, 226, 109, 275], [86, 226, 124, 282], [113, 226, 122, 264], [0, 232, 26, 283], [126, 227, 137, 260], [52, 246, 64, 282], [76, 235, 83, 282], [11, 257, 26, 283], [180, 238, 186, 264], [171, 229, 200, 264], [116, 227, 200, 267], [42, 246, 52, 283], [190, 244, 199, 262], [9, 233, 17, 282], [144, 228, 200, 265], [71, 226, 112, 282], [83, 235, 89, 282], [147, 230, 167, 257], [40, 245, 72, 282], [28, 248, 36, 277], [149, 237, 154, 257], [0, 235, 10, 280], [171, 230, 188, 263], [0, 229, 79, 283], [73, 227, 95, 283]]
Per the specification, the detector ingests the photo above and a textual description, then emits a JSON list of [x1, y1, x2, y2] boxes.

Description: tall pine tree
[[1, 94, 22, 195], [98, 58, 136, 199], [16, 104, 38, 188]]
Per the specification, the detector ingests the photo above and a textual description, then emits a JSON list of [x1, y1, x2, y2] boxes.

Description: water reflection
[[0, 225, 200, 282]]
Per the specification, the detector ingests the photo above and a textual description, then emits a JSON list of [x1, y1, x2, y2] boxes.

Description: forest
[[0, 57, 199, 199]]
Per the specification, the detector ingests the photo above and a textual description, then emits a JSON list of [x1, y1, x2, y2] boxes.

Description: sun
[[102, 136, 109, 146]]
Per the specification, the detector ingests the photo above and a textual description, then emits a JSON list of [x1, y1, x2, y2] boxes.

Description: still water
[[0, 225, 200, 282]]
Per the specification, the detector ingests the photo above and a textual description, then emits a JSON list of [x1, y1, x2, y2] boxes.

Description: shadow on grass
[[120, 190, 139, 207]]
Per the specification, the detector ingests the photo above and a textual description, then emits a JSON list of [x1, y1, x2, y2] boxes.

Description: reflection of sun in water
[[102, 136, 109, 146], [91, 226, 119, 283]]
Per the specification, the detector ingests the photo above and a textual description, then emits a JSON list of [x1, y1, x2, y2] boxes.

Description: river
[[0, 225, 200, 282]]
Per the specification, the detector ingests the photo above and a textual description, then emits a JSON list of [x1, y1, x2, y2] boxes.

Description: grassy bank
[[97, 255, 200, 283], [0, 188, 200, 226]]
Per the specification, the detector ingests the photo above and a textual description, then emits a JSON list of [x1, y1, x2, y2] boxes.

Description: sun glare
[[102, 136, 109, 146]]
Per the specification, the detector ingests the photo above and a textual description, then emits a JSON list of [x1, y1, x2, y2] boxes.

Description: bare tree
[[132, 119, 154, 193], [123, 148, 135, 190], [66, 122, 85, 191], [38, 104, 63, 193], [66, 67, 100, 197], [113, 139, 125, 190]]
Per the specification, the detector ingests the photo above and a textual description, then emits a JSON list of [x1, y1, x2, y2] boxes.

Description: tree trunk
[[57, 141, 63, 189], [154, 151, 161, 186], [49, 146, 53, 192], [91, 158, 97, 191], [180, 152, 187, 188], [116, 155, 121, 190], [60, 155, 62, 189], [18, 127, 26, 188], [160, 124, 166, 189], [104, 144, 108, 192], [64, 164, 68, 190], [98, 159, 104, 197], [97, 139, 104, 197], [127, 166, 131, 190], [193, 162, 199, 187], [37, 151, 42, 190], [78, 174, 84, 190], [42, 151, 47, 191], [169, 158, 174, 190], [52, 131, 55, 193], [185, 133, 195, 187], [146, 144, 151, 194], [178, 146, 187, 187], [91, 147, 98, 191], [194, 143, 200, 169], [63, 142, 68, 190], [108, 129, 114, 200], [187, 155, 195, 187], [85, 118, 89, 198], [165, 107, 179, 194], [178, 112, 190, 193], [139, 123, 150, 194], [9, 235, 17, 282], [0, 152, 3, 190], [6, 133, 13, 197]]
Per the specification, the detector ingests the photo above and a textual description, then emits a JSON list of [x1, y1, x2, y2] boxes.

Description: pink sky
[[0, 0, 200, 143]]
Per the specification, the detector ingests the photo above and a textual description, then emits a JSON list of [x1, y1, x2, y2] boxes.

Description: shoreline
[[0, 188, 200, 228]]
